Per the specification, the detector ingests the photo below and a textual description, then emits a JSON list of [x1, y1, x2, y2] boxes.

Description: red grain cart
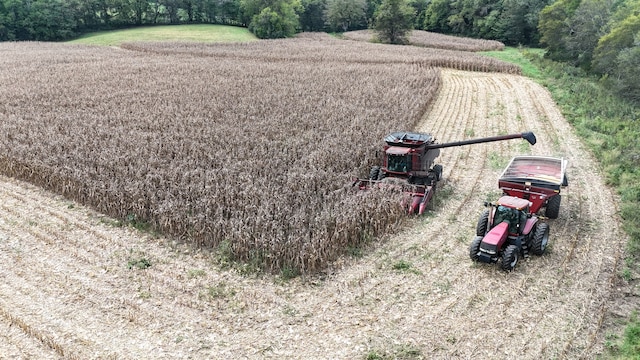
[[498, 156, 568, 219]]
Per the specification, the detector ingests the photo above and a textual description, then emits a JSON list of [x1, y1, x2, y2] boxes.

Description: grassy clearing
[[483, 46, 640, 359], [68, 24, 257, 46], [481, 47, 544, 79]]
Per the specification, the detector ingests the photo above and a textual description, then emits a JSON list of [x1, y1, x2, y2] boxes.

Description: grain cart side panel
[[499, 156, 567, 215]]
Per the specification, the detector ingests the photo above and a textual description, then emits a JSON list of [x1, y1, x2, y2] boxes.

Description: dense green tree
[[423, 0, 451, 33], [365, 0, 382, 26], [614, 35, 640, 101], [409, 0, 428, 30], [324, 0, 367, 32], [446, 0, 475, 35], [565, 0, 613, 68], [24, 0, 77, 40], [215, 0, 242, 24], [373, 0, 414, 44], [472, 0, 502, 39], [128, 0, 150, 24], [0, 0, 11, 40], [299, 0, 326, 31], [593, 13, 640, 73], [239, 0, 264, 24], [538, 0, 581, 61], [160, 0, 181, 23], [244, 0, 301, 38], [495, 0, 550, 45], [2, 0, 29, 40]]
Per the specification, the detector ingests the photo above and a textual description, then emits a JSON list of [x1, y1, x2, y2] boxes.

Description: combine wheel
[[476, 210, 489, 236], [377, 169, 386, 180], [530, 223, 549, 256], [469, 236, 482, 262], [433, 164, 443, 181], [369, 166, 380, 180], [545, 195, 561, 219], [501, 245, 519, 271]]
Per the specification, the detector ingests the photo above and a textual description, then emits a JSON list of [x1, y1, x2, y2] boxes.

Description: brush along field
[[0, 38, 628, 358], [343, 29, 505, 52]]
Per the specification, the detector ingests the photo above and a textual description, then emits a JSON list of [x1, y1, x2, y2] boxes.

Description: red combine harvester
[[499, 156, 568, 219], [354, 131, 537, 215], [470, 156, 568, 271]]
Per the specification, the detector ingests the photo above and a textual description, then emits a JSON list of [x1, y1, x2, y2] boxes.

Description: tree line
[[0, 0, 556, 45], [1, 0, 638, 101]]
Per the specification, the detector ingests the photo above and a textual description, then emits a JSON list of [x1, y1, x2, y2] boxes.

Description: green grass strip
[[68, 24, 257, 46]]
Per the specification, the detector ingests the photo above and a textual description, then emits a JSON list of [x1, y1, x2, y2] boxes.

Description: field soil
[[0, 69, 630, 359]]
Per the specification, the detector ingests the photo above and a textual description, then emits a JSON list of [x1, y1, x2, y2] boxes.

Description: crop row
[[0, 37, 520, 273], [122, 32, 520, 74]]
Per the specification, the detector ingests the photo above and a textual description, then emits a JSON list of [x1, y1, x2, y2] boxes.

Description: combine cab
[[470, 196, 549, 271], [354, 131, 537, 214]]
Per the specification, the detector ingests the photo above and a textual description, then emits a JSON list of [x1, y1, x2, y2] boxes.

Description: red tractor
[[469, 196, 549, 271], [469, 156, 567, 271], [354, 131, 537, 215]]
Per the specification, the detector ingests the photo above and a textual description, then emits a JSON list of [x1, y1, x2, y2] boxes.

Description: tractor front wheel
[[545, 195, 561, 219], [469, 236, 482, 262], [530, 223, 549, 256], [501, 245, 519, 271], [476, 210, 489, 236], [369, 166, 380, 180]]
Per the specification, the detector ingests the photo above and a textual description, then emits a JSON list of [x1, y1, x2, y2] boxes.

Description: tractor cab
[[470, 195, 548, 271], [492, 196, 530, 234]]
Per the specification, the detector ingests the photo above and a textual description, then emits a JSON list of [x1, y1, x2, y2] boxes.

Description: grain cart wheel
[[476, 210, 489, 236], [501, 245, 519, 271], [433, 164, 443, 181], [369, 166, 380, 180], [545, 195, 561, 219], [469, 236, 482, 262], [530, 223, 549, 256]]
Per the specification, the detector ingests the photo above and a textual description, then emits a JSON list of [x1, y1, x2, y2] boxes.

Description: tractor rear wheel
[[501, 245, 519, 271], [545, 195, 561, 219], [476, 210, 489, 236], [469, 236, 482, 262], [369, 166, 380, 180], [530, 223, 549, 256]]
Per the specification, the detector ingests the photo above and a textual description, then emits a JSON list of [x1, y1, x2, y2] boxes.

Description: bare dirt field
[[0, 69, 630, 359]]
